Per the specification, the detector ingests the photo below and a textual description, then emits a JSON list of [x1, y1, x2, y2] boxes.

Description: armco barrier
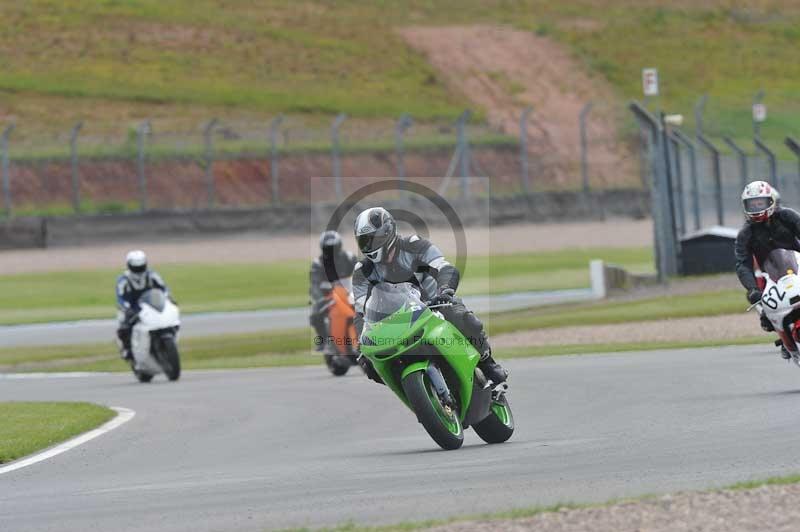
[[0, 188, 650, 249], [0, 217, 46, 249]]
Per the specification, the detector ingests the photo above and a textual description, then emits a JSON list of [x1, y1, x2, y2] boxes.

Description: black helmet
[[354, 207, 397, 263], [319, 230, 342, 256]]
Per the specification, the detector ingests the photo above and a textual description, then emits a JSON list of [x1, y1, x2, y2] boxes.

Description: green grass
[[0, 325, 763, 374], [0, 402, 115, 464], [0, 246, 652, 325], [2, 1, 800, 144], [487, 289, 743, 335]]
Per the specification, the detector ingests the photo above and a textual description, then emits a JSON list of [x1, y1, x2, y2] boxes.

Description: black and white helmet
[[354, 207, 397, 263], [126, 250, 148, 286], [319, 230, 342, 256]]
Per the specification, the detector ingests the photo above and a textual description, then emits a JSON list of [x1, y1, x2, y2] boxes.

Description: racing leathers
[[735, 207, 800, 355], [309, 248, 358, 349], [116, 270, 169, 359], [352, 234, 502, 382]]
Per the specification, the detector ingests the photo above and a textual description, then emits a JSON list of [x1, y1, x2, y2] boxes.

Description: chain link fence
[[0, 102, 651, 218], [630, 96, 800, 280]]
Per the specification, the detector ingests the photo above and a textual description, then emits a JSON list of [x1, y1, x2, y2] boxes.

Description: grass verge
[[0, 329, 764, 374], [0, 246, 652, 325], [0, 402, 115, 464], [487, 289, 742, 335]]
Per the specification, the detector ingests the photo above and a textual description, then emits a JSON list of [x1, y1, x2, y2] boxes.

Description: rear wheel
[[402, 370, 463, 450], [472, 395, 514, 444], [158, 336, 181, 381]]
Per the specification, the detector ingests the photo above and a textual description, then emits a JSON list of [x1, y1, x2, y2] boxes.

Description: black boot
[[781, 345, 792, 360], [478, 348, 508, 384]]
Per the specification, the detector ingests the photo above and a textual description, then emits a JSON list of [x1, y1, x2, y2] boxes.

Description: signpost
[[642, 68, 659, 97]]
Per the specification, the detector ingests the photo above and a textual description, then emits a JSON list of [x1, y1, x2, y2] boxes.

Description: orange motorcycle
[[319, 282, 360, 376]]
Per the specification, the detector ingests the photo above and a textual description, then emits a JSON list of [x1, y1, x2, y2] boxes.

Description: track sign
[[642, 68, 659, 96], [753, 103, 767, 123]]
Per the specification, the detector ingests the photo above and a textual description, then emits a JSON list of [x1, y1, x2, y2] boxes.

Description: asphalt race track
[[0, 288, 593, 348], [3, 344, 800, 531]]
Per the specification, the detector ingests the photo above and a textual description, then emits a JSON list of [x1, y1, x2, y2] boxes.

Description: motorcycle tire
[[402, 370, 463, 450], [134, 370, 153, 383], [159, 335, 181, 381], [472, 395, 514, 444], [324, 354, 349, 376]]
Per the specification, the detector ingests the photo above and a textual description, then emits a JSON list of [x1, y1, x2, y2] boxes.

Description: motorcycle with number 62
[[359, 282, 514, 450], [752, 248, 800, 367]]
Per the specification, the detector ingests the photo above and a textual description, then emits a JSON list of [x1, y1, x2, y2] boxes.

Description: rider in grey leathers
[[351, 207, 508, 384]]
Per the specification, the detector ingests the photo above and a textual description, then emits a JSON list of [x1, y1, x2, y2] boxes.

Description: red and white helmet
[[742, 180, 780, 223]]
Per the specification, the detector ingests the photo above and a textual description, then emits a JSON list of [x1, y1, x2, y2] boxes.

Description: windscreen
[[364, 282, 425, 325], [762, 249, 800, 283], [138, 289, 167, 312]]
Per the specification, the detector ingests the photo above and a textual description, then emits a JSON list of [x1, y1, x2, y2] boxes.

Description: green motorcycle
[[360, 282, 514, 450]]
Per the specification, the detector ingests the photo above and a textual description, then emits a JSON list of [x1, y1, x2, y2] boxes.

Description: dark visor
[[357, 232, 390, 253], [129, 263, 147, 274], [744, 197, 772, 214]]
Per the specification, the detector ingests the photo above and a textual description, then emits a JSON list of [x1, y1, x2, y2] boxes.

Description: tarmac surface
[[2, 344, 800, 531]]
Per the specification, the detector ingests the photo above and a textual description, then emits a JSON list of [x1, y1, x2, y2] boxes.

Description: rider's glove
[[760, 313, 775, 332], [433, 286, 456, 305], [747, 288, 763, 305], [357, 354, 384, 385]]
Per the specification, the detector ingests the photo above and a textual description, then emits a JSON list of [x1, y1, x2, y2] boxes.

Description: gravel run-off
[[429, 484, 800, 532]]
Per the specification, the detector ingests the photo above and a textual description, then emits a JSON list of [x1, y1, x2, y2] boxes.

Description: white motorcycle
[[753, 248, 800, 366], [128, 288, 182, 382]]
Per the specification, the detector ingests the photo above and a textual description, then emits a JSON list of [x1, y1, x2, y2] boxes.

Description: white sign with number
[[642, 68, 659, 96], [753, 103, 767, 123]]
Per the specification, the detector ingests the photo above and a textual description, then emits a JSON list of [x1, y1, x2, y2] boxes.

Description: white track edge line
[[0, 406, 136, 475]]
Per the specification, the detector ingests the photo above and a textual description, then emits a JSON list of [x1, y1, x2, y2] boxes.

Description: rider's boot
[[781, 345, 792, 360], [477, 339, 508, 384]]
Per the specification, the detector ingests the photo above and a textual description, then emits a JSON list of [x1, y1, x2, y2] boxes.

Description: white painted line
[[0, 372, 113, 379], [0, 406, 136, 475]]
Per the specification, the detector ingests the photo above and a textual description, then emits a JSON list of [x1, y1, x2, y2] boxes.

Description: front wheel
[[134, 370, 153, 383], [324, 353, 350, 376], [402, 370, 464, 450], [158, 335, 181, 381], [472, 395, 514, 444]]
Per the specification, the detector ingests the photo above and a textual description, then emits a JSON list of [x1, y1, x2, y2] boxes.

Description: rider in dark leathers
[[351, 207, 508, 384], [735, 180, 800, 359], [309, 230, 358, 350]]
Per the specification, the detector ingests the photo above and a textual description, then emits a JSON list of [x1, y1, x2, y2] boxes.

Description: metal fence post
[[785, 137, 800, 186], [672, 129, 701, 231], [395, 114, 413, 181], [668, 133, 686, 235], [520, 106, 532, 194], [629, 102, 678, 281], [136, 120, 150, 212], [754, 137, 778, 188], [69, 121, 83, 213], [579, 102, 593, 194], [753, 89, 765, 140], [694, 94, 708, 138], [269, 115, 284, 205], [697, 134, 724, 226], [203, 118, 219, 209], [723, 136, 749, 192], [331, 113, 347, 200], [1, 124, 14, 214], [456, 110, 472, 199]]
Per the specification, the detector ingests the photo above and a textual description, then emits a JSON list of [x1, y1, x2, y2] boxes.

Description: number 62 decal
[[763, 285, 786, 310]]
